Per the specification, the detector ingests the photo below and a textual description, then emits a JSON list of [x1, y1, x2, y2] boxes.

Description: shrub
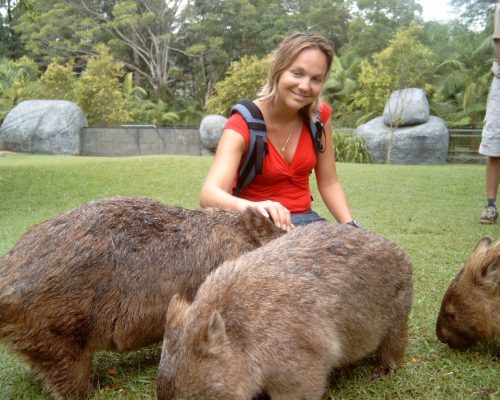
[[205, 55, 269, 116], [70, 44, 130, 126], [333, 131, 372, 163]]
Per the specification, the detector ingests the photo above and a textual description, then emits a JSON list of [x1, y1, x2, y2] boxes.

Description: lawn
[[0, 152, 498, 400]]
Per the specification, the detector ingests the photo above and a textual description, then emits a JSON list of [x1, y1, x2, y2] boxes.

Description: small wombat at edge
[[436, 236, 499, 350], [158, 222, 413, 400], [0, 196, 284, 400]]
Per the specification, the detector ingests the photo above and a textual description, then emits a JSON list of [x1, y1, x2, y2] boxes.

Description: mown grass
[[0, 152, 498, 400]]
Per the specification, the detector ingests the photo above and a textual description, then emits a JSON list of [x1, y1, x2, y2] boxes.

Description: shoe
[[479, 206, 498, 224]]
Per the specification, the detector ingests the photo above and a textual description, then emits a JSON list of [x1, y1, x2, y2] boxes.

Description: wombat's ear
[[166, 294, 190, 331], [474, 236, 492, 251], [477, 255, 499, 286], [206, 311, 228, 353]]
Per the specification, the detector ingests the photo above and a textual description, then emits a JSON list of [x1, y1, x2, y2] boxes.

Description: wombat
[[436, 236, 499, 350], [0, 196, 284, 400], [158, 222, 413, 400]]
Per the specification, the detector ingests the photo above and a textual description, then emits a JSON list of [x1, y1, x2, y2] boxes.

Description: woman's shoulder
[[318, 100, 332, 122], [224, 111, 250, 148], [225, 111, 249, 133]]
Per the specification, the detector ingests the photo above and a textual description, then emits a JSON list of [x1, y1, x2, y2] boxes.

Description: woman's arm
[[314, 119, 354, 224], [200, 129, 248, 211], [200, 128, 293, 231]]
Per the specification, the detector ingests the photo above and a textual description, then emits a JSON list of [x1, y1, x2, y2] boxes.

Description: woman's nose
[[297, 77, 310, 91]]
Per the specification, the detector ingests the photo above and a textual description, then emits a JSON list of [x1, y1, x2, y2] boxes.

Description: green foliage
[[428, 23, 491, 128], [332, 131, 372, 163], [0, 56, 40, 121], [341, 0, 423, 65], [2, 0, 497, 129], [0, 1, 26, 59], [0, 51, 197, 127], [36, 60, 76, 100], [13, 1, 90, 60], [323, 56, 361, 127], [353, 22, 435, 120], [128, 99, 180, 126], [452, 0, 497, 27], [205, 55, 269, 116], [70, 44, 130, 126]]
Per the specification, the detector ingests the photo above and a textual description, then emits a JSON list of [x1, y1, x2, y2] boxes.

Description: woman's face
[[276, 47, 328, 111]]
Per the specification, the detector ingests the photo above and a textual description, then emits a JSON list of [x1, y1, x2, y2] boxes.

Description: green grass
[[0, 153, 498, 400]]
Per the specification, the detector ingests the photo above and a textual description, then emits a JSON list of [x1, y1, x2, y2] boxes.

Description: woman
[[200, 32, 358, 231]]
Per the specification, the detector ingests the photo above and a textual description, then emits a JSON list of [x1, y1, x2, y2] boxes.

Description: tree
[[13, 0, 187, 94], [177, 0, 287, 107], [70, 44, 130, 126], [342, 0, 423, 63], [323, 55, 362, 127], [353, 22, 435, 124], [36, 59, 76, 100], [429, 22, 491, 127], [0, 0, 25, 59], [0, 55, 39, 121], [452, 0, 496, 28], [205, 55, 269, 116], [285, 0, 351, 52]]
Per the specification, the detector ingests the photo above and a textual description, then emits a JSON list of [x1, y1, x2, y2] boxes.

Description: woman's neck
[[258, 99, 300, 124]]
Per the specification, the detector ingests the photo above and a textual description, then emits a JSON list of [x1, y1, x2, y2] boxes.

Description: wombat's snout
[[436, 315, 478, 350]]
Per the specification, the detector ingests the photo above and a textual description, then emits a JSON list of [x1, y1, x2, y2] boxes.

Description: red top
[[225, 101, 333, 213]]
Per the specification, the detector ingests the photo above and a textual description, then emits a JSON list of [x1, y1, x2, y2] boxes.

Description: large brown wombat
[[436, 236, 499, 350], [0, 196, 284, 400], [158, 222, 413, 400]]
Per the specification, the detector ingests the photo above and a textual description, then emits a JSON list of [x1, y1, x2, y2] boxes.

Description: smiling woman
[[199, 32, 360, 232]]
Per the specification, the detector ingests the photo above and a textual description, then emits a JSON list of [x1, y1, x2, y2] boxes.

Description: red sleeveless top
[[225, 101, 332, 213]]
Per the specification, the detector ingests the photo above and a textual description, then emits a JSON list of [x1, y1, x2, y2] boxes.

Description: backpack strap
[[307, 116, 325, 154], [230, 100, 325, 196], [230, 100, 268, 195]]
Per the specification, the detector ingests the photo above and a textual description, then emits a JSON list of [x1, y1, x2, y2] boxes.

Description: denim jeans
[[291, 210, 326, 226]]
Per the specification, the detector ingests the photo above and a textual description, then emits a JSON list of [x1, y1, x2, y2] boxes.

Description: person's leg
[[479, 156, 500, 223], [486, 156, 500, 201]]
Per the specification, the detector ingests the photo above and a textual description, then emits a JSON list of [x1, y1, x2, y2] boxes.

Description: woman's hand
[[248, 200, 294, 231]]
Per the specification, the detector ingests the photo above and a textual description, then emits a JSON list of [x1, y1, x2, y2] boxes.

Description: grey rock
[[0, 100, 87, 155], [353, 116, 448, 164], [199, 114, 227, 154], [383, 88, 430, 127]]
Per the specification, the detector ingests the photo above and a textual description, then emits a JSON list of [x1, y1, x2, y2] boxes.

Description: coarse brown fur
[[0, 196, 284, 400], [436, 236, 500, 350], [158, 222, 413, 400]]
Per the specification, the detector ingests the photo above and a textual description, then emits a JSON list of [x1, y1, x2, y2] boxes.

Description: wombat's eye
[[444, 311, 455, 322]]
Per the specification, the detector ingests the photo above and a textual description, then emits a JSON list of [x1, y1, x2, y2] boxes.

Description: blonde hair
[[257, 32, 334, 121]]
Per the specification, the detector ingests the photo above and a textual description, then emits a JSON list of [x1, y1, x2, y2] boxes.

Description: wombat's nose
[[436, 323, 477, 350], [436, 323, 449, 344]]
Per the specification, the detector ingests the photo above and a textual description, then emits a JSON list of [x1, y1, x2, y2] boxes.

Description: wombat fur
[[0, 196, 283, 400], [158, 222, 413, 400], [436, 236, 500, 350]]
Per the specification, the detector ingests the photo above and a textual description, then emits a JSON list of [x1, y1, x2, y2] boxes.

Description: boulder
[[0, 100, 87, 155], [199, 114, 227, 155], [353, 116, 449, 164], [383, 88, 430, 127]]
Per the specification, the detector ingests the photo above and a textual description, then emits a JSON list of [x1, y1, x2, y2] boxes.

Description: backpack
[[230, 99, 324, 196]]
